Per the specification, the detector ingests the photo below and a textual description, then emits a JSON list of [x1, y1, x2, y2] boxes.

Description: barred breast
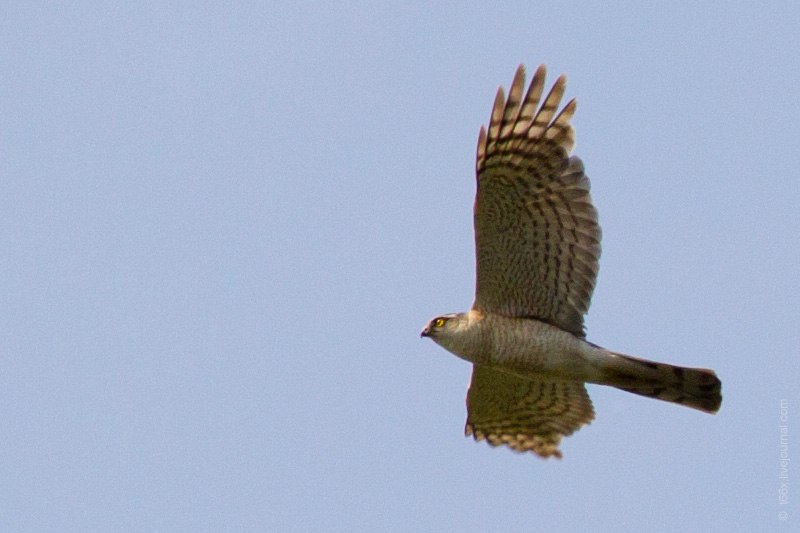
[[474, 313, 602, 382]]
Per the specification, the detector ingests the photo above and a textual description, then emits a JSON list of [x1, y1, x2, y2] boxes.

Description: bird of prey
[[420, 65, 721, 459]]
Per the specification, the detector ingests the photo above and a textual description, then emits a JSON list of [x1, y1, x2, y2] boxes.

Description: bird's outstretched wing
[[473, 65, 600, 337], [465, 365, 594, 458]]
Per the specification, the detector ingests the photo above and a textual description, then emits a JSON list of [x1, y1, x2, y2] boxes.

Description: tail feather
[[602, 352, 722, 413]]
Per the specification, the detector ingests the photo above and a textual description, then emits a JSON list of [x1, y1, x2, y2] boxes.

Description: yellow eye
[[434, 318, 446, 328]]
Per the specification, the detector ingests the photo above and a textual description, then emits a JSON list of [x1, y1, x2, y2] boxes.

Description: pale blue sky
[[2, 2, 798, 532]]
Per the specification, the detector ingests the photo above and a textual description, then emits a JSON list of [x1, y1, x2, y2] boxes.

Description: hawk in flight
[[421, 65, 721, 459]]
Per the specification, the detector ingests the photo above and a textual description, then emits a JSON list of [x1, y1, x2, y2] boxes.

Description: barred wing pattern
[[473, 65, 600, 337], [466, 366, 594, 458], [467, 65, 600, 457]]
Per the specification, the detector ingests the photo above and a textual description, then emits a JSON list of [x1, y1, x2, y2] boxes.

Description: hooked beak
[[420, 325, 431, 338]]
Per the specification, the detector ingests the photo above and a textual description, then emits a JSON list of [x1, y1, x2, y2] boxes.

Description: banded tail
[[601, 351, 722, 413]]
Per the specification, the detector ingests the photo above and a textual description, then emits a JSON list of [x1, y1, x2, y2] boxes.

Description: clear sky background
[[2, 2, 798, 532]]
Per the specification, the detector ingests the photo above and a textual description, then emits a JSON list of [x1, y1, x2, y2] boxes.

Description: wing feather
[[465, 365, 594, 458], [473, 65, 601, 336]]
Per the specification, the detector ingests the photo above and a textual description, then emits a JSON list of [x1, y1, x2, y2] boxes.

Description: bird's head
[[420, 313, 465, 340], [420, 311, 481, 363]]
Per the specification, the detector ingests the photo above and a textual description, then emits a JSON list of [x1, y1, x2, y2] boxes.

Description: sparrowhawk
[[421, 65, 721, 459]]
